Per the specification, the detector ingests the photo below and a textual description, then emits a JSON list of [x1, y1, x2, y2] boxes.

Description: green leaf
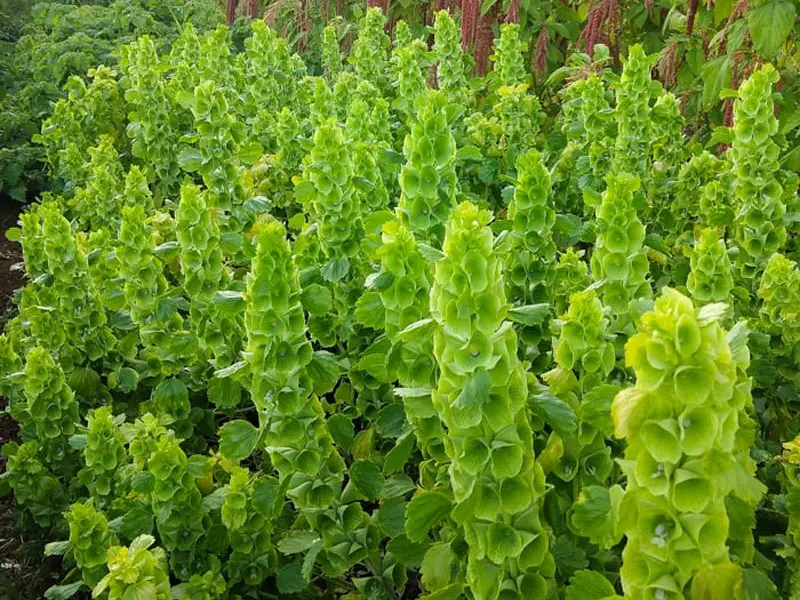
[[355, 291, 385, 329], [569, 485, 624, 549], [643, 233, 671, 256], [178, 148, 204, 172], [748, 0, 795, 59], [702, 56, 733, 108], [301, 284, 333, 316], [239, 141, 263, 165], [301, 542, 322, 582], [455, 145, 483, 161], [278, 561, 307, 594], [307, 351, 341, 396], [507, 304, 550, 326], [420, 584, 465, 600], [321, 257, 350, 282], [44, 540, 71, 556], [383, 431, 415, 475], [387, 534, 429, 566], [218, 420, 260, 461], [349, 460, 383, 500], [421, 542, 453, 591], [742, 567, 780, 600], [580, 384, 620, 438], [376, 498, 407, 537], [566, 570, 617, 600], [154, 241, 179, 261], [454, 369, 490, 411], [553, 534, 588, 579], [115, 506, 153, 539], [5, 227, 21, 242], [418, 244, 446, 262], [381, 474, 417, 500], [252, 477, 282, 518], [529, 388, 577, 437], [327, 413, 355, 452], [278, 531, 321, 555], [44, 582, 85, 600], [405, 491, 452, 543], [212, 290, 246, 315]]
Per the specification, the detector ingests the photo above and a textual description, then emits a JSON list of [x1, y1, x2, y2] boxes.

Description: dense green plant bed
[[1, 8, 799, 600], [0, 0, 222, 202]]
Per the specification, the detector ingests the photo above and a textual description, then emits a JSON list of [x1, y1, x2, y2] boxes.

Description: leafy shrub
[[0, 9, 797, 600]]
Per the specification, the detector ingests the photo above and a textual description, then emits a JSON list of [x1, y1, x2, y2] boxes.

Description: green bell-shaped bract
[[613, 288, 764, 597], [729, 65, 788, 280], [245, 219, 367, 577], [431, 202, 553, 600]]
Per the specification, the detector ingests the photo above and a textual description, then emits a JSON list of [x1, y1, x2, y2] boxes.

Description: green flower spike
[[350, 7, 390, 91], [590, 173, 651, 322], [93, 535, 171, 600], [613, 45, 652, 181], [432, 11, 469, 104], [491, 24, 527, 87], [245, 220, 368, 576], [67, 502, 119, 586], [397, 89, 458, 244], [431, 202, 554, 600], [686, 229, 734, 306], [376, 219, 444, 459], [612, 288, 764, 599], [730, 65, 787, 280]]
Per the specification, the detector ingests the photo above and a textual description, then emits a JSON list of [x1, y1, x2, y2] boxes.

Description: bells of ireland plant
[[397, 89, 458, 245], [590, 173, 651, 324], [575, 73, 614, 204], [491, 24, 527, 88], [349, 7, 390, 91], [686, 228, 734, 306], [730, 65, 787, 280], [78, 406, 127, 498], [506, 149, 556, 357], [612, 288, 765, 599], [431, 202, 554, 600], [546, 290, 616, 488], [66, 502, 119, 587], [390, 30, 429, 120], [613, 44, 652, 182], [375, 219, 444, 461], [244, 220, 369, 576], [432, 11, 469, 104], [757, 253, 800, 365], [92, 535, 171, 600]]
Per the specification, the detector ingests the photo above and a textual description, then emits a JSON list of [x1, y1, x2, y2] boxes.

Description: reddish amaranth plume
[[506, 0, 520, 23], [533, 25, 549, 83], [461, 0, 479, 51], [579, 0, 617, 59], [226, 0, 238, 25], [296, 0, 310, 51], [473, 2, 499, 76], [686, 0, 698, 35], [245, 0, 258, 18], [658, 40, 679, 88]]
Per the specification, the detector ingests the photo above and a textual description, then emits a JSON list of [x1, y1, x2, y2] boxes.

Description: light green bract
[[612, 288, 764, 599], [431, 202, 554, 600]]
